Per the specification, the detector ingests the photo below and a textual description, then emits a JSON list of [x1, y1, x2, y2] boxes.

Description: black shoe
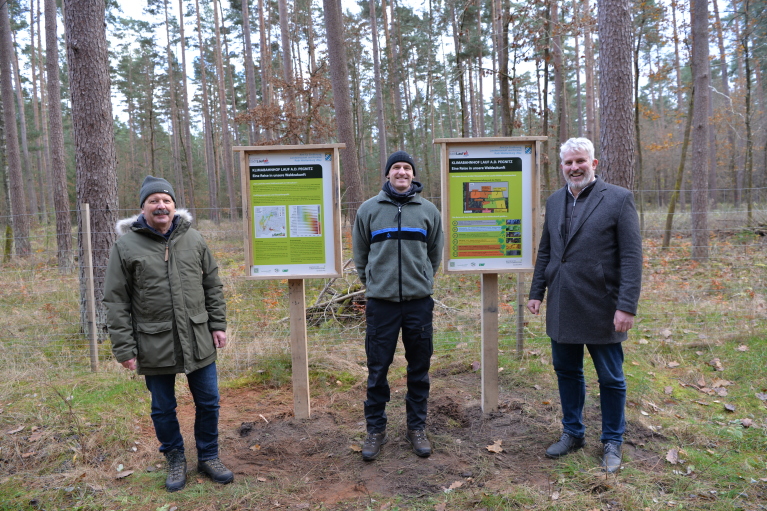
[[545, 432, 586, 459], [197, 458, 234, 484], [164, 449, 187, 492], [406, 429, 432, 458], [602, 441, 622, 473], [361, 431, 388, 461]]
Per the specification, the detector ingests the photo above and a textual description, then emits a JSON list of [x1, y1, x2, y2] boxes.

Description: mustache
[[152, 209, 171, 216]]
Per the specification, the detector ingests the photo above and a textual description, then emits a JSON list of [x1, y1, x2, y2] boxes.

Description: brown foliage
[[235, 65, 336, 145]]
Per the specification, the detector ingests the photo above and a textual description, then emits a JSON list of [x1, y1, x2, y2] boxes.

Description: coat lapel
[[565, 178, 605, 246]]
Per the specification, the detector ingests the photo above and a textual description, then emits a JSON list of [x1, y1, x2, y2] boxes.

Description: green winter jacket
[[104, 210, 227, 375], [353, 187, 443, 302]]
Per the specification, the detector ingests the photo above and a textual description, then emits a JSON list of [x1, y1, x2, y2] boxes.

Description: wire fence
[[0, 190, 765, 380]]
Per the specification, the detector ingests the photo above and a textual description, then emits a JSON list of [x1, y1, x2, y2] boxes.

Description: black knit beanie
[[384, 151, 416, 176], [139, 175, 176, 206]]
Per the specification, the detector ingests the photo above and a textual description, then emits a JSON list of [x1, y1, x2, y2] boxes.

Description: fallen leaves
[[6, 426, 24, 435], [667, 361, 680, 368], [708, 358, 724, 371], [441, 480, 463, 493], [486, 440, 503, 453], [115, 470, 134, 479]]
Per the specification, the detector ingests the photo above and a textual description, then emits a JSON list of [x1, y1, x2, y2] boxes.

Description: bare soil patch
[[160, 369, 665, 508]]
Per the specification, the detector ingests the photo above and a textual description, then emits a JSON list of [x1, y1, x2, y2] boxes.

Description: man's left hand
[[212, 330, 227, 348], [614, 310, 635, 333]]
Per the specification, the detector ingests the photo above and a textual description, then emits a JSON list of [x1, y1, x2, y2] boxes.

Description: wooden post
[[516, 273, 525, 354], [81, 203, 98, 373], [288, 279, 311, 418], [481, 273, 498, 412]]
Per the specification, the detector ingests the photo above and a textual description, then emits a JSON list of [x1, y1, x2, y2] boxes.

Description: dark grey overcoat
[[528, 177, 643, 344]]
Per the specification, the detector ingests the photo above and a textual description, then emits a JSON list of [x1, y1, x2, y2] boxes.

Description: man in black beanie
[[352, 151, 444, 460]]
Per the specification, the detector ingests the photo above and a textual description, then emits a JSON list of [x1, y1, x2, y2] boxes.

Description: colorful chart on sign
[[446, 144, 534, 271], [249, 151, 335, 276]]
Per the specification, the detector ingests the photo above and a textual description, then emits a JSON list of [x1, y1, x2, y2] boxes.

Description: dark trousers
[[550, 340, 626, 444], [144, 361, 221, 460], [364, 296, 434, 433]]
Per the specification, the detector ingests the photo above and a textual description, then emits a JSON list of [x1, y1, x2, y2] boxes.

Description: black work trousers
[[364, 296, 434, 433]]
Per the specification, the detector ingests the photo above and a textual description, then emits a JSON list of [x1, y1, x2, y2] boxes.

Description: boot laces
[[167, 451, 185, 478]]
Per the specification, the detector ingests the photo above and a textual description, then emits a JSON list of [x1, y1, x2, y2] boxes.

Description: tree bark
[[162, 0, 186, 211], [45, 0, 73, 273], [212, 0, 237, 219], [63, 0, 119, 340], [242, 0, 260, 144], [0, 2, 30, 256], [176, 0, 197, 219], [690, 0, 709, 260], [597, 0, 635, 188], [551, 1, 568, 146], [195, 0, 219, 222], [662, 88, 694, 250], [369, 0, 387, 172], [11, 32, 38, 221], [322, 0, 363, 222], [583, 0, 597, 141]]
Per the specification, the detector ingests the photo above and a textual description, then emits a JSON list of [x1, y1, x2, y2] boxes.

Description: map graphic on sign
[[254, 206, 286, 238]]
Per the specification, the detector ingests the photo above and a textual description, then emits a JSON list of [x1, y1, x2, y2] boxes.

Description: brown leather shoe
[[406, 429, 432, 457], [361, 431, 388, 460]]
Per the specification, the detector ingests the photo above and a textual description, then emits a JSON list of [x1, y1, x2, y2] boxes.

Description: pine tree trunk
[[11, 33, 38, 221], [551, 1, 568, 146], [597, 0, 635, 188], [162, 0, 187, 212], [0, 2, 31, 256], [176, 0, 197, 219], [369, 0, 387, 173], [45, 0, 73, 273], [212, 0, 237, 219], [583, 0, 597, 141], [242, 0, 259, 144], [322, 0, 363, 222], [691, 0, 709, 260], [63, 0, 119, 340], [196, 0, 219, 222]]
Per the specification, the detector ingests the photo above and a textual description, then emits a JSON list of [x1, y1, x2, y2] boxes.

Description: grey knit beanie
[[384, 151, 416, 176], [139, 175, 176, 206]]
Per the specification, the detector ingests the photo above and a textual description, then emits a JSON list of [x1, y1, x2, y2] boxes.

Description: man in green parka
[[104, 176, 233, 492]]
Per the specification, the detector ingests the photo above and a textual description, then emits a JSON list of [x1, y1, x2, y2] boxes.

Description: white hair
[[559, 138, 595, 161]]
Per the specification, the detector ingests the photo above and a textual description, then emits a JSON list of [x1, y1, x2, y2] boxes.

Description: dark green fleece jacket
[[353, 188, 443, 302]]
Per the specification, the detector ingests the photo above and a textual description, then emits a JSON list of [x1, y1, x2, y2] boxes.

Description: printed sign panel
[[442, 141, 537, 272], [243, 148, 341, 278]]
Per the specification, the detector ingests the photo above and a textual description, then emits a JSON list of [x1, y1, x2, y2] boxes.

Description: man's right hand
[[121, 358, 137, 371], [527, 299, 541, 315]]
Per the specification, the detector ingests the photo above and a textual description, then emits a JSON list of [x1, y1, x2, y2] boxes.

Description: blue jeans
[[144, 362, 220, 461], [551, 340, 626, 444]]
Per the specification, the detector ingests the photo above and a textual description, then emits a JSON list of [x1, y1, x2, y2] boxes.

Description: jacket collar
[[114, 208, 193, 237]]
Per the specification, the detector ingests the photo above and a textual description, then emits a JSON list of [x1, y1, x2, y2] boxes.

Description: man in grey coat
[[527, 138, 642, 473]]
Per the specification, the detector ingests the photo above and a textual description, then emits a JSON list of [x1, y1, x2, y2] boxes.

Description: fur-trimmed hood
[[114, 208, 193, 236]]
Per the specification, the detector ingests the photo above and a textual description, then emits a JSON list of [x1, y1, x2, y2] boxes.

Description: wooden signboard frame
[[434, 137, 545, 413], [234, 144, 345, 419]]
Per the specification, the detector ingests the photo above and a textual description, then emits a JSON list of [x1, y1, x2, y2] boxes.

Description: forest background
[[0, 0, 766, 508]]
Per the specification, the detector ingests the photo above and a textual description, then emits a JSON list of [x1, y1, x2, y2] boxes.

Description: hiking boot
[[602, 441, 622, 473], [361, 431, 388, 461], [406, 429, 432, 458], [164, 449, 187, 492], [197, 458, 234, 484], [545, 432, 586, 459]]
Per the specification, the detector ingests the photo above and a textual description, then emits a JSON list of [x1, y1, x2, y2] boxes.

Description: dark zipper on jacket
[[397, 203, 403, 302]]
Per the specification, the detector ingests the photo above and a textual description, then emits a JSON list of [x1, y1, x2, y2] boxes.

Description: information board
[[435, 137, 543, 273], [234, 145, 343, 279]]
